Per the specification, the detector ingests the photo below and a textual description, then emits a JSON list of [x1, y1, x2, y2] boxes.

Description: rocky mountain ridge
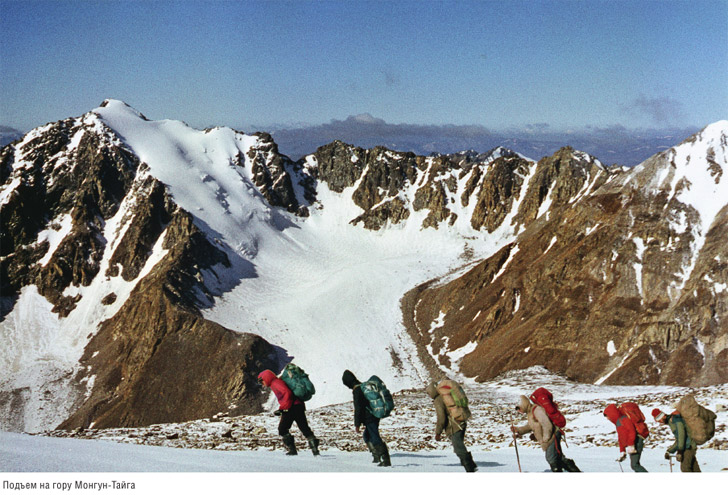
[[1, 102, 286, 431], [1, 101, 726, 433], [408, 122, 728, 387]]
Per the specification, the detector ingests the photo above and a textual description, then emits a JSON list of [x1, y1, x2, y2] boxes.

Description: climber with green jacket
[[652, 408, 700, 472]]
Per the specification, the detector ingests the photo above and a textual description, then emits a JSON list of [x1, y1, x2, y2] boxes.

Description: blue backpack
[[279, 363, 316, 402], [360, 375, 395, 418]]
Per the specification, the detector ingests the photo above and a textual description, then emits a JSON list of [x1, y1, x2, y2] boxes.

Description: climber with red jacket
[[257, 369, 320, 456], [603, 404, 648, 472]]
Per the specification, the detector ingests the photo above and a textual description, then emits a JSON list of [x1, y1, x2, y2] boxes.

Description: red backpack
[[530, 387, 566, 428], [618, 402, 649, 439]]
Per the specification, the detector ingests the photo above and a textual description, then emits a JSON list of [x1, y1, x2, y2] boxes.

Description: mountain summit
[[1, 102, 726, 432]]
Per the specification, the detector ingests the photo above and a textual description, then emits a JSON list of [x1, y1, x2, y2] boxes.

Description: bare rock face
[[60, 211, 279, 429], [470, 155, 533, 232], [309, 142, 422, 229], [408, 125, 728, 387], [512, 146, 610, 228], [309, 142, 538, 233], [1, 120, 140, 316], [247, 132, 315, 216]]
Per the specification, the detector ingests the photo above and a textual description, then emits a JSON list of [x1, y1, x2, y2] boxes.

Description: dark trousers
[[363, 419, 383, 446], [278, 402, 313, 438], [545, 431, 562, 470], [450, 426, 469, 460], [680, 447, 700, 472], [629, 436, 648, 472], [545, 430, 579, 472]]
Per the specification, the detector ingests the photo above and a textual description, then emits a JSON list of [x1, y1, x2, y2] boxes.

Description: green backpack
[[360, 375, 395, 418], [437, 379, 471, 423], [279, 363, 316, 402]]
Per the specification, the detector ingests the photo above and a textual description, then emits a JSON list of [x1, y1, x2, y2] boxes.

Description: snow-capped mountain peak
[[93, 99, 278, 257]]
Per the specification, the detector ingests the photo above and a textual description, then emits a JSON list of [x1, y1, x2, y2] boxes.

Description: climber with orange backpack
[[603, 403, 649, 472], [511, 388, 580, 472], [426, 379, 477, 472]]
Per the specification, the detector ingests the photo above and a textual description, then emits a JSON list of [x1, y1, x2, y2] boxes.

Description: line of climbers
[[257, 365, 717, 472]]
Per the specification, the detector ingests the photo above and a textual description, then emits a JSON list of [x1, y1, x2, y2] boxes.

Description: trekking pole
[[507, 408, 522, 473]]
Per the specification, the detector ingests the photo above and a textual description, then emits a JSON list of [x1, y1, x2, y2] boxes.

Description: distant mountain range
[[1, 100, 725, 434], [0, 126, 23, 147], [267, 115, 698, 167], [3, 118, 698, 167]]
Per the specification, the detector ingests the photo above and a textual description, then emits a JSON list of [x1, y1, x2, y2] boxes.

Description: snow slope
[[2, 431, 726, 473]]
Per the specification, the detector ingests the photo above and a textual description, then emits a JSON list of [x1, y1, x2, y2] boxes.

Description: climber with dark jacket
[[258, 369, 319, 456], [342, 369, 391, 467]]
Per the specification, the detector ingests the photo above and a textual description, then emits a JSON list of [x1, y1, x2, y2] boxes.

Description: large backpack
[[360, 375, 395, 419], [530, 387, 566, 428], [618, 402, 649, 439], [279, 363, 316, 402], [675, 395, 716, 445], [437, 379, 471, 423]]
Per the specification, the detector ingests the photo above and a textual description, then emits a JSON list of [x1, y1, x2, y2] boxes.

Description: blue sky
[[1, 0, 726, 132]]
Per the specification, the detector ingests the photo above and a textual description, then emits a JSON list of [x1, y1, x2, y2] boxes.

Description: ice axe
[[669, 455, 673, 473], [617, 459, 624, 472]]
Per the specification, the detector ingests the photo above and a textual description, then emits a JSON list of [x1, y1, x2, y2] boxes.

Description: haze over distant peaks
[[268, 114, 699, 166]]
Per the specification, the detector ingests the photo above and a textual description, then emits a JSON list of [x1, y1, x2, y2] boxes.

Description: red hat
[[652, 408, 666, 422]]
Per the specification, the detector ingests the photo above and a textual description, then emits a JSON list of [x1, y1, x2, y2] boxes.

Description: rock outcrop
[[307, 142, 539, 233]]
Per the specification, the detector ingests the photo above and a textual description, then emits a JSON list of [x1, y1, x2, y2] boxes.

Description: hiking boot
[[562, 457, 581, 472], [375, 443, 391, 467], [307, 436, 320, 456], [462, 452, 477, 472], [282, 434, 297, 456], [366, 442, 381, 463]]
